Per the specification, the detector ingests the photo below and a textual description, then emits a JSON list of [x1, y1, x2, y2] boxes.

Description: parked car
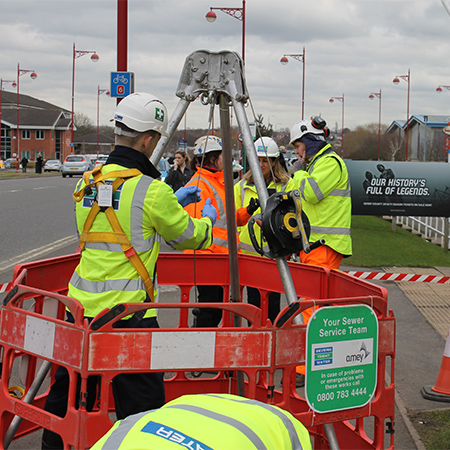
[[94, 155, 109, 167], [2, 158, 18, 170], [62, 155, 94, 178], [44, 159, 63, 172]]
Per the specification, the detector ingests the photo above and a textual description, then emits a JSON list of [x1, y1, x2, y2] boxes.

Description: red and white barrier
[[0, 282, 13, 294], [344, 271, 450, 284], [1, 271, 449, 294]]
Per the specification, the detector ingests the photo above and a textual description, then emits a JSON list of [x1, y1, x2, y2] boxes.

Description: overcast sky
[[2, 0, 450, 135]]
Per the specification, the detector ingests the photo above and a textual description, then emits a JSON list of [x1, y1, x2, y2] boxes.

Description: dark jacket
[[165, 165, 194, 192]]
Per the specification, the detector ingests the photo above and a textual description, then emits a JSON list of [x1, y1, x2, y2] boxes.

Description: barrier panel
[[0, 253, 395, 449]]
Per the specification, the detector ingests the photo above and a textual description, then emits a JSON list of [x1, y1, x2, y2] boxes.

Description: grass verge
[[409, 409, 450, 449], [345, 215, 450, 268]]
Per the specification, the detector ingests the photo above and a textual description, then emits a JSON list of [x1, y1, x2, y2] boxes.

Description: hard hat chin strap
[[114, 126, 139, 138]]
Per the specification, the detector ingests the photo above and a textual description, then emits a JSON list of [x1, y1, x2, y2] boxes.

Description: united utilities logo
[[314, 346, 333, 367], [345, 341, 371, 364]]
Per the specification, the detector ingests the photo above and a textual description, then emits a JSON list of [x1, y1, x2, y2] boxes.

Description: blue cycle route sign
[[110, 72, 135, 98]]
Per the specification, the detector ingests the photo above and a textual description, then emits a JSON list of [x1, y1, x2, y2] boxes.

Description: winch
[[248, 189, 324, 259]]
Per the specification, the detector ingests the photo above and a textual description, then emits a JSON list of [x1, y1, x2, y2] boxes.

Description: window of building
[[36, 130, 45, 140], [22, 130, 31, 140]]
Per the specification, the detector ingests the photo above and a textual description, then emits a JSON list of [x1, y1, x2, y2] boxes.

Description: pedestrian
[[20, 156, 29, 173], [36, 153, 43, 173], [184, 135, 256, 328], [234, 137, 295, 323], [41, 92, 217, 450], [91, 393, 312, 450], [165, 149, 194, 192], [290, 116, 352, 386]]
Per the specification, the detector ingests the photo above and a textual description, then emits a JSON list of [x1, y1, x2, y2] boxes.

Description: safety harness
[[73, 165, 155, 303]]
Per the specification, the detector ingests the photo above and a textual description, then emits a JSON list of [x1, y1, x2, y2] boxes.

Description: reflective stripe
[[165, 217, 196, 246], [84, 242, 124, 252], [70, 271, 146, 293], [206, 394, 303, 450], [189, 177, 227, 229], [311, 225, 351, 235], [167, 404, 267, 450], [130, 176, 157, 252], [214, 236, 230, 249], [300, 177, 324, 201], [329, 187, 351, 197], [98, 411, 149, 450], [240, 241, 269, 253]]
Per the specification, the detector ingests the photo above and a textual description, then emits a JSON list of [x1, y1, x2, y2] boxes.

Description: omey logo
[[345, 341, 371, 364]]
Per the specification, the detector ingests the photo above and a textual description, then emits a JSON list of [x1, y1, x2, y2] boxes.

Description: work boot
[[296, 373, 305, 388]]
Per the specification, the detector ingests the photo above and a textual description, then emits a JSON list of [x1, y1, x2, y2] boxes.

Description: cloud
[[1, 0, 450, 135]]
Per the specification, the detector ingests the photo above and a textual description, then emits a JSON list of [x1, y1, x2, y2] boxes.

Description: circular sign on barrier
[[443, 125, 450, 136], [305, 304, 378, 413]]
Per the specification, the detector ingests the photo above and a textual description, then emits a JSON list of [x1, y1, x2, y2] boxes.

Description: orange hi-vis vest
[[184, 167, 250, 254]]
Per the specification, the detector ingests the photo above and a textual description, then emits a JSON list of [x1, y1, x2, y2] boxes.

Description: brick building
[[0, 90, 72, 161]]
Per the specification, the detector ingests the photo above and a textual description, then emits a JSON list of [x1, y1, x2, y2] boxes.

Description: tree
[[254, 114, 273, 138], [74, 112, 95, 137]]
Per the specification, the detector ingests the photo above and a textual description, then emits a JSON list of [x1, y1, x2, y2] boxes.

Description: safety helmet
[[254, 137, 280, 158], [111, 92, 169, 137], [289, 116, 328, 146], [193, 135, 223, 156]]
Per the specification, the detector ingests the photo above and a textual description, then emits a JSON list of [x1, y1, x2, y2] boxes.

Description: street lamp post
[[329, 94, 345, 155], [97, 86, 110, 158], [393, 69, 410, 161], [16, 64, 37, 172], [280, 47, 306, 120], [369, 89, 382, 161], [0, 78, 16, 160], [206, 0, 246, 61], [71, 43, 99, 156]]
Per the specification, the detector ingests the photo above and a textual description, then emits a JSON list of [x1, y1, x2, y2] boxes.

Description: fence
[[387, 216, 450, 251]]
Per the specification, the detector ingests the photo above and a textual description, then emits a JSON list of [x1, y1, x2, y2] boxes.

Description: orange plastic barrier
[[0, 253, 395, 449]]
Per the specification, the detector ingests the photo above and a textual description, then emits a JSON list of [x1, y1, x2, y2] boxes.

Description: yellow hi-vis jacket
[[68, 163, 213, 319], [293, 144, 352, 257], [234, 178, 295, 255], [91, 393, 312, 450]]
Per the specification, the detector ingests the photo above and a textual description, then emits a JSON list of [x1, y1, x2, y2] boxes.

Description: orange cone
[[422, 328, 450, 402]]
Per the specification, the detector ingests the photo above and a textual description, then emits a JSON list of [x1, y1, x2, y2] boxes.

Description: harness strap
[[75, 166, 155, 302]]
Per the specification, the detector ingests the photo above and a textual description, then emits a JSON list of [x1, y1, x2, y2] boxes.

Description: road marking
[[0, 235, 79, 273]]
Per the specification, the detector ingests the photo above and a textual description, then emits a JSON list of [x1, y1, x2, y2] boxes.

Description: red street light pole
[[206, 0, 246, 61], [0, 78, 16, 160], [393, 69, 410, 161], [329, 94, 345, 155], [71, 43, 99, 156], [97, 86, 110, 158], [369, 89, 382, 161], [16, 64, 37, 172], [280, 47, 306, 120]]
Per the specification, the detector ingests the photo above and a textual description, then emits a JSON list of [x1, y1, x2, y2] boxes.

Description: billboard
[[346, 160, 450, 217]]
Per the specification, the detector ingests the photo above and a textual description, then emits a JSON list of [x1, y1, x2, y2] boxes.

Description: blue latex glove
[[175, 185, 201, 207], [201, 198, 217, 226]]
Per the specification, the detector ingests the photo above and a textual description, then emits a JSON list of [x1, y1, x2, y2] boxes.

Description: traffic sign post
[[110, 72, 135, 98], [305, 304, 378, 413]]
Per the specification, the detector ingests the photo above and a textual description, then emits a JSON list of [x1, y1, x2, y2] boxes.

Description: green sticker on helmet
[[155, 108, 164, 122]]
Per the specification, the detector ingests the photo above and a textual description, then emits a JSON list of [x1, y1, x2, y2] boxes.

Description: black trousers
[[246, 286, 281, 324], [194, 285, 224, 328], [41, 316, 165, 449]]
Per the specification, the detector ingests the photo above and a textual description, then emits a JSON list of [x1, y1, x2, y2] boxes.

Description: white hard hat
[[289, 117, 328, 146], [254, 137, 280, 158], [193, 135, 223, 156], [111, 92, 168, 137]]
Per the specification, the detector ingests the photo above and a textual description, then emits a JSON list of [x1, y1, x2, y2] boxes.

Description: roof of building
[[1, 90, 71, 130], [387, 115, 450, 133]]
